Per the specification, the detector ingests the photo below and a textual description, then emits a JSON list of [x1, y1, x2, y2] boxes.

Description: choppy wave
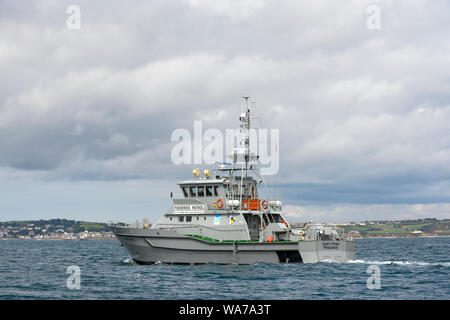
[[122, 258, 135, 265], [1, 238, 449, 299], [345, 259, 450, 267]]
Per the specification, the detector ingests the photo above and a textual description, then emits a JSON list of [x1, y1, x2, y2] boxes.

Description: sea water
[[0, 237, 448, 299]]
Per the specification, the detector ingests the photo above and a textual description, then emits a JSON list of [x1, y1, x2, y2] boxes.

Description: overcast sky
[[1, 0, 450, 223]]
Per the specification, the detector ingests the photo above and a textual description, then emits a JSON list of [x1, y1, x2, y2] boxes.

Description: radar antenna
[[240, 96, 252, 167]]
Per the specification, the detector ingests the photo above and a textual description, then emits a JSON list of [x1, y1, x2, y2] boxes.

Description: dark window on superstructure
[[181, 186, 189, 198], [179, 216, 184, 222], [206, 186, 213, 196], [189, 186, 197, 197], [186, 216, 192, 222], [198, 186, 205, 197], [245, 185, 251, 196], [213, 186, 219, 196]]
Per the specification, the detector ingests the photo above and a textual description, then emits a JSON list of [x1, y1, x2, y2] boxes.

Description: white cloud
[[1, 0, 450, 220], [284, 203, 450, 222], [186, 0, 265, 20]]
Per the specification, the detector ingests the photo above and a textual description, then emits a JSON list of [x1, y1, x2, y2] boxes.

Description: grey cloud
[[0, 0, 450, 215]]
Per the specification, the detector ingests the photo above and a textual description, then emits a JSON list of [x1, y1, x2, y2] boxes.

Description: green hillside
[[342, 218, 450, 237]]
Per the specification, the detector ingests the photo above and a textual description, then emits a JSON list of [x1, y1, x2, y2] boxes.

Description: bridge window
[[186, 216, 192, 222], [213, 186, 219, 196], [189, 186, 197, 197], [198, 186, 205, 197], [206, 186, 213, 197], [178, 216, 184, 222], [181, 186, 189, 197]]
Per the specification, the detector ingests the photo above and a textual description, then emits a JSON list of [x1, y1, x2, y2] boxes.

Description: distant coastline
[[1, 217, 449, 240], [0, 218, 115, 241], [0, 237, 116, 241], [1, 235, 449, 241], [292, 217, 449, 239], [353, 235, 450, 239]]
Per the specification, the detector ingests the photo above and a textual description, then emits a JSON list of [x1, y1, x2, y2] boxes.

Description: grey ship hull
[[111, 226, 355, 264]]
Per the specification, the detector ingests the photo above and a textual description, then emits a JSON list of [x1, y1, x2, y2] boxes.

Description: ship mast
[[241, 96, 251, 169], [226, 97, 275, 210], [237, 96, 250, 209]]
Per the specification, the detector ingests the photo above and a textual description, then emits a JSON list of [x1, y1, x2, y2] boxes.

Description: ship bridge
[[176, 168, 269, 211]]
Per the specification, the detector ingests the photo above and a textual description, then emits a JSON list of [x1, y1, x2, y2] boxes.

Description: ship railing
[[158, 223, 248, 241], [107, 220, 152, 229], [107, 221, 131, 228]]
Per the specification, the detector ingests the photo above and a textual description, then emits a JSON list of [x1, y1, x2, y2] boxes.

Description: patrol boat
[[109, 98, 355, 264]]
